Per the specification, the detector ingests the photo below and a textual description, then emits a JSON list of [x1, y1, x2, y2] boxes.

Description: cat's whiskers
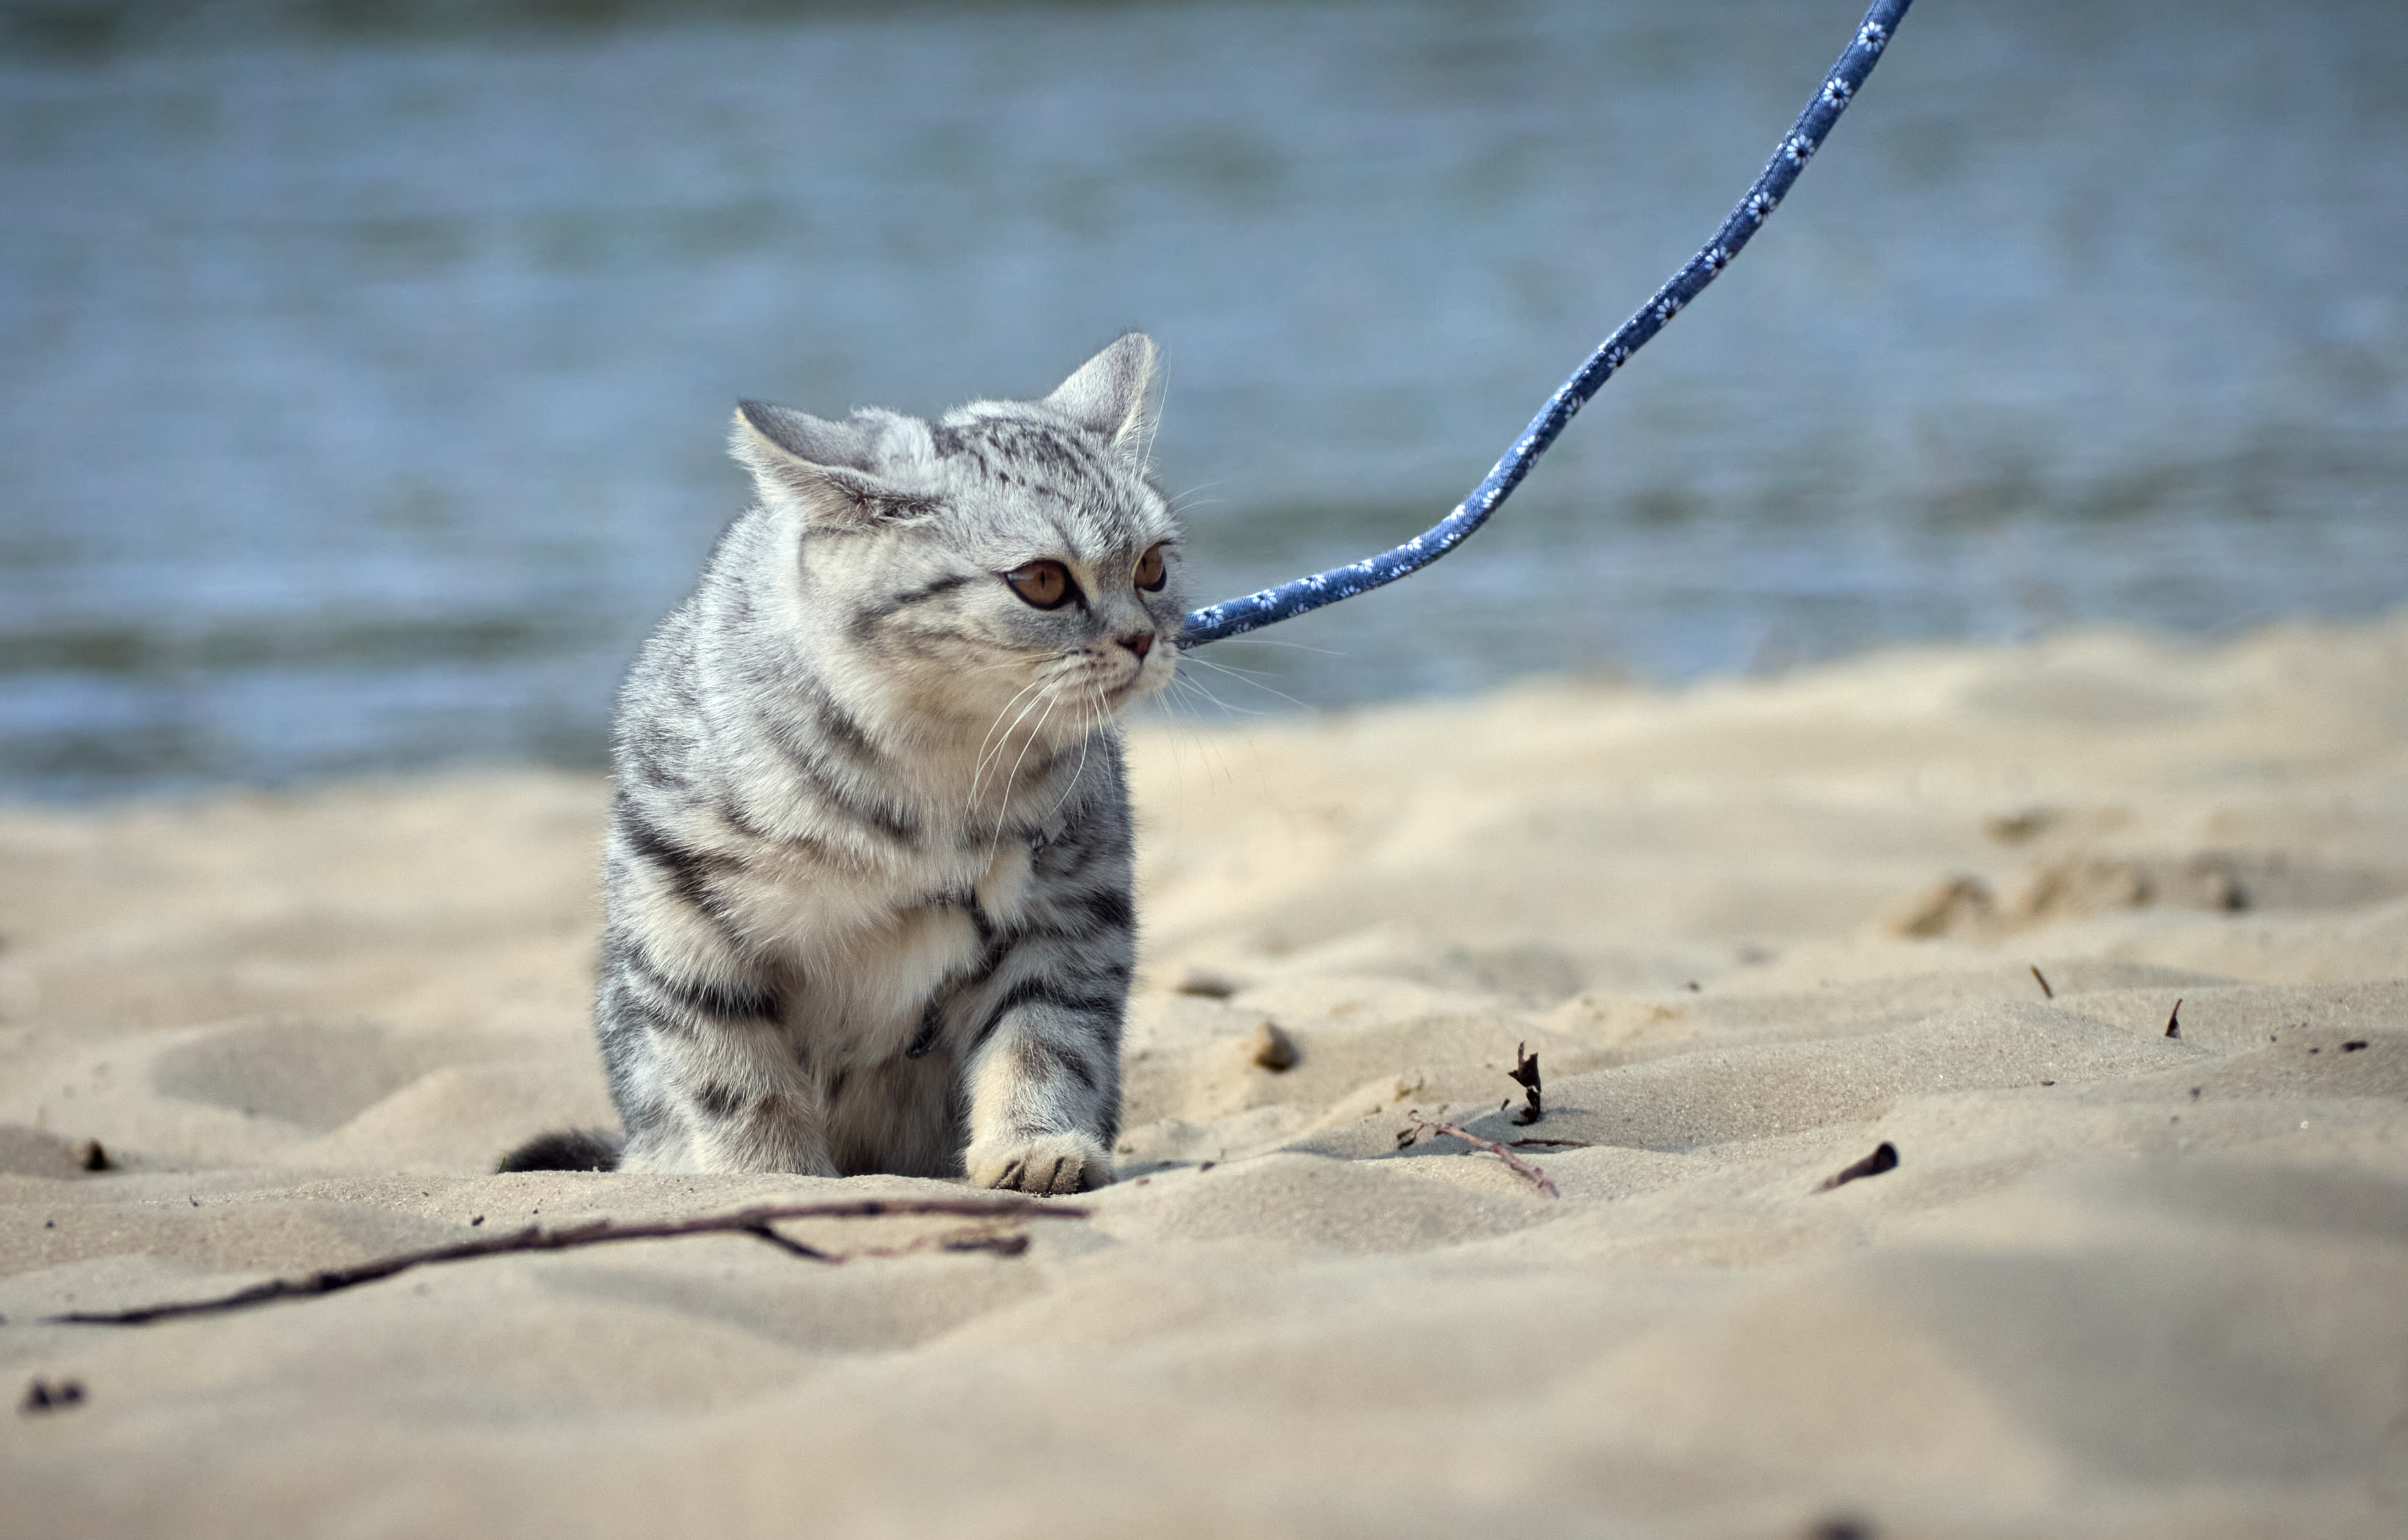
[[1212, 637, 1346, 656], [1131, 678, 1246, 853], [1163, 668, 1260, 720], [1044, 686, 1106, 823], [1179, 650, 1282, 684], [1181, 650, 1310, 713], [987, 673, 1076, 860], [1168, 476, 1223, 506], [967, 651, 1086, 810], [967, 672, 1055, 809]]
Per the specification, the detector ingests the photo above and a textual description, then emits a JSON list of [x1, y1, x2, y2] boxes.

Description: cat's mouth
[[1109, 652, 1165, 702]]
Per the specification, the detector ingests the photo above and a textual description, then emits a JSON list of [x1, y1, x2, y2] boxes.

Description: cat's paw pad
[[968, 1132, 1112, 1195]]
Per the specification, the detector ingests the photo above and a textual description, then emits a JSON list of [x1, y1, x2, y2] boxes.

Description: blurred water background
[[3, 0, 2403, 800]]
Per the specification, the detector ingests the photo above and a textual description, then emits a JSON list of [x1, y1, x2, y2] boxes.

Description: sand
[[4, 615, 2406, 1538]]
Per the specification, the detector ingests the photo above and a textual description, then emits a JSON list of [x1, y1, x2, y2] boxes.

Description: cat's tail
[[495, 1129, 623, 1173]]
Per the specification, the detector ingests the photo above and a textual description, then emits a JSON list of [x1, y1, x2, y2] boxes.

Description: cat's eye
[[1003, 559, 1076, 610], [1134, 543, 1168, 592]]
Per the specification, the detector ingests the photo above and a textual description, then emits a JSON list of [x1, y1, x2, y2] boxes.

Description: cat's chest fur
[[714, 805, 1056, 1062]]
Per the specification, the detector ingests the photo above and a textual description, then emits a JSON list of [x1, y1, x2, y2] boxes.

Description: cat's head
[[728, 332, 1185, 746]]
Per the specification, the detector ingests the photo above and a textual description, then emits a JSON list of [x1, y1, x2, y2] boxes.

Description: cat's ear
[[730, 402, 934, 530], [1044, 331, 1159, 465]]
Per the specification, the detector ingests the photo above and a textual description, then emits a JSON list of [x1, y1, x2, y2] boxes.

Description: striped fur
[[506, 334, 1181, 1194]]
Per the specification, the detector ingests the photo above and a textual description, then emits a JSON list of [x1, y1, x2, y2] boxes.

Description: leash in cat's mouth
[[1176, 0, 1914, 650]]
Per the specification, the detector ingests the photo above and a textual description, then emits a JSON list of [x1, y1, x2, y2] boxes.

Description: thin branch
[[1815, 1141, 1899, 1191], [1401, 1110, 1560, 1197], [43, 1197, 1086, 1327]]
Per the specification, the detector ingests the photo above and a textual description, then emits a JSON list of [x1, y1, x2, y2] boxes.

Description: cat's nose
[[1118, 632, 1155, 659]]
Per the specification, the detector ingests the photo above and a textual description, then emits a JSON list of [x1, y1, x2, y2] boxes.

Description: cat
[[500, 333, 1183, 1194]]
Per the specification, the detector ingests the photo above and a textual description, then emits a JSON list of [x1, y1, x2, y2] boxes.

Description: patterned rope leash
[[1178, 0, 1913, 648]]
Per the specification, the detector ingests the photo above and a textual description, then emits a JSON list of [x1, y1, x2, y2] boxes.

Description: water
[[3, 0, 2404, 799]]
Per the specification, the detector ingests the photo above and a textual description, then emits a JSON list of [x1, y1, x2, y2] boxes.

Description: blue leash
[[1178, 0, 1914, 648]]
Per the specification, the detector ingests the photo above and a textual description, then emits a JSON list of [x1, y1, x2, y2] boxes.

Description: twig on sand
[[1399, 1110, 1560, 1197], [2029, 965, 2053, 999], [1815, 1141, 1899, 1192], [42, 1197, 1086, 1327]]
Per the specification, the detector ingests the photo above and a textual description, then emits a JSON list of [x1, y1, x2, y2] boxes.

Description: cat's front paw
[[967, 1131, 1112, 1195]]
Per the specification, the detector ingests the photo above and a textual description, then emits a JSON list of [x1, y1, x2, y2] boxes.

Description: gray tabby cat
[[500, 333, 1181, 1194]]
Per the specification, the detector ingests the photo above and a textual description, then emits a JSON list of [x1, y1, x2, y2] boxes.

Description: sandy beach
[[4, 614, 2405, 1538]]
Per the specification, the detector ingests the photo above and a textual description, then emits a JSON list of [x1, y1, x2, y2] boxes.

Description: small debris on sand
[[1247, 1020, 1299, 1071], [21, 1377, 86, 1415], [1816, 1143, 1900, 1192]]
